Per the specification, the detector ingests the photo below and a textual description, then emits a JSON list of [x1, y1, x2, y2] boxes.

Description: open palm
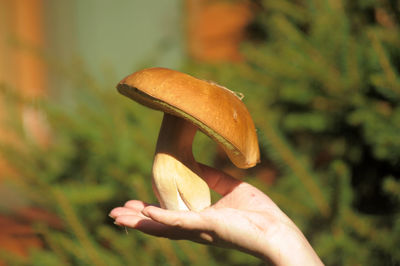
[[109, 165, 323, 265]]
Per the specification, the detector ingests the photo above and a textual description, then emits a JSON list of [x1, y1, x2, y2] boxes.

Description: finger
[[109, 207, 134, 218], [124, 200, 157, 210], [199, 163, 242, 196], [115, 214, 164, 233], [114, 214, 180, 238], [109, 200, 156, 219], [109, 206, 147, 219], [141, 206, 208, 231], [115, 214, 207, 241]]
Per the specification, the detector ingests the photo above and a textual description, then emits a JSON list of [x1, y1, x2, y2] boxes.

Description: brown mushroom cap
[[117, 67, 260, 169]]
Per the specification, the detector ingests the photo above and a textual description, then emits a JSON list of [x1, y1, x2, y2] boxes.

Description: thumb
[[142, 206, 207, 231], [198, 164, 242, 196]]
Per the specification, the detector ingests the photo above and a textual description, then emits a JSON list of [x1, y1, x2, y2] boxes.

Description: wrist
[[258, 223, 323, 265]]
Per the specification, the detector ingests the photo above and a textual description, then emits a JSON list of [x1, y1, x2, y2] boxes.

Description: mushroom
[[117, 67, 260, 211]]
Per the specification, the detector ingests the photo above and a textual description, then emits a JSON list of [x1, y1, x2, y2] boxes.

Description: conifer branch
[[35, 223, 72, 266], [257, 119, 331, 217], [52, 188, 106, 266], [176, 241, 212, 265], [266, 189, 313, 217], [369, 31, 400, 96], [153, 238, 183, 266]]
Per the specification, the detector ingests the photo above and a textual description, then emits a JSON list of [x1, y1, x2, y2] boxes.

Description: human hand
[[109, 164, 323, 265]]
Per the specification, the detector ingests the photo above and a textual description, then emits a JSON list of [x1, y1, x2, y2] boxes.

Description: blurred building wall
[[0, 0, 184, 257], [185, 0, 252, 62], [0, 0, 49, 177], [44, 0, 183, 84], [0, 0, 183, 174]]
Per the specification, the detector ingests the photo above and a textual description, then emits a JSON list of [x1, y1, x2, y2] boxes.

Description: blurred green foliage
[[0, 59, 260, 265], [1, 0, 400, 265], [186, 0, 400, 264]]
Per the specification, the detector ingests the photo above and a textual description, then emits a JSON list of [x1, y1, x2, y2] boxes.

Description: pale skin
[[109, 164, 324, 265]]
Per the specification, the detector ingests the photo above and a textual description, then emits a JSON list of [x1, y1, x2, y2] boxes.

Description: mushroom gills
[[152, 153, 211, 211]]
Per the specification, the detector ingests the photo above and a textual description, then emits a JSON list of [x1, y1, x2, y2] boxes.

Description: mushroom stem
[[152, 113, 211, 211], [155, 113, 198, 164]]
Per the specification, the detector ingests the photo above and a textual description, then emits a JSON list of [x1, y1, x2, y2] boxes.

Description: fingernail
[[109, 213, 115, 219], [114, 221, 122, 226]]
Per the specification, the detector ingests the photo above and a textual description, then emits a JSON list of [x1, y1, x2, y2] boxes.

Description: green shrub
[[185, 0, 400, 264]]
